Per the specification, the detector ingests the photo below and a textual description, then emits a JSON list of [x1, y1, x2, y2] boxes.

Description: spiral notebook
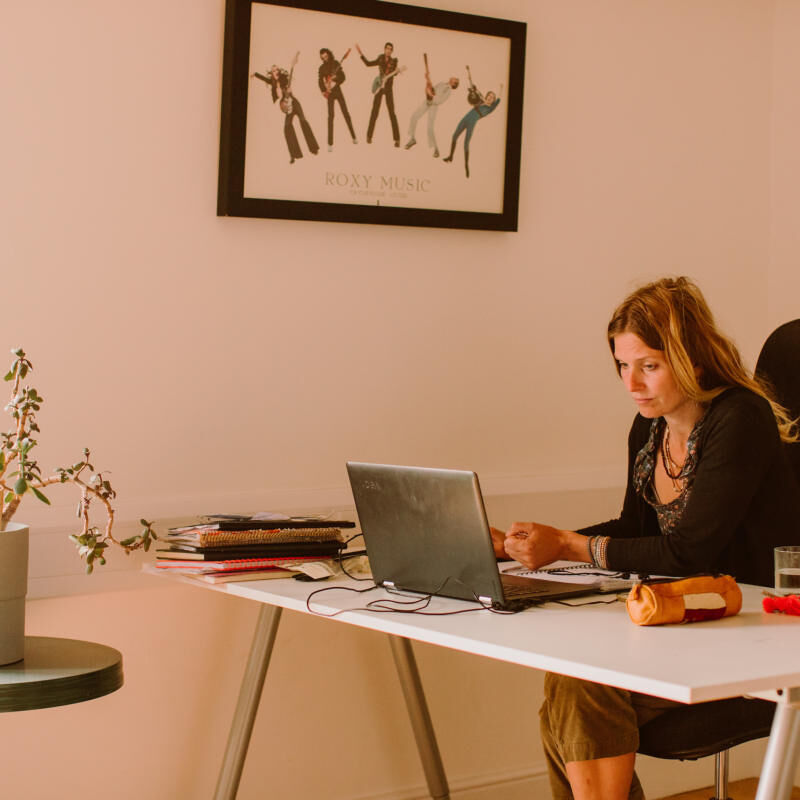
[[346, 462, 620, 611]]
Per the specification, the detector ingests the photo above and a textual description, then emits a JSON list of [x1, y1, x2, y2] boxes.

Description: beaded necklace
[[660, 425, 685, 492]]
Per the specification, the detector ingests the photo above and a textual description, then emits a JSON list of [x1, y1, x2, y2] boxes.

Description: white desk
[[147, 568, 800, 800]]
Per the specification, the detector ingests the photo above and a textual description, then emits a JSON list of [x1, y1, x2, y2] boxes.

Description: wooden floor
[[659, 777, 800, 800]]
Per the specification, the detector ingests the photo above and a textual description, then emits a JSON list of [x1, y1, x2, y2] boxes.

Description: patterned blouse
[[632, 415, 707, 535]]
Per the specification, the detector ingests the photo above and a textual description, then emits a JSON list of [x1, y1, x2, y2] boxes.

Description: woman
[[493, 277, 800, 800]]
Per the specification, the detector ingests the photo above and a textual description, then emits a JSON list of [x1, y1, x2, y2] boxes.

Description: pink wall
[[0, 1, 792, 797], [770, 0, 800, 325], [0, 0, 776, 532]]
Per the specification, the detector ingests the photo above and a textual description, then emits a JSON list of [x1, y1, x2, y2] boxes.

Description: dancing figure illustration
[[318, 47, 357, 152], [442, 68, 502, 178], [405, 54, 459, 158], [252, 52, 319, 164]]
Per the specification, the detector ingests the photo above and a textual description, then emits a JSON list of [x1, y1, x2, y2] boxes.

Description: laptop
[[346, 462, 624, 611]]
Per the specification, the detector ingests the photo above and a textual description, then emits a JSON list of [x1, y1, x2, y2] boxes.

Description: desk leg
[[388, 635, 450, 800], [755, 702, 800, 800], [214, 605, 283, 800]]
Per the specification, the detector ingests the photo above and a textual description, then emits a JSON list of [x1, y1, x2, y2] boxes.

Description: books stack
[[156, 515, 355, 584]]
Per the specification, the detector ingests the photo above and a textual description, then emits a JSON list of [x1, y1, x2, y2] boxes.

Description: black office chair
[[755, 320, 800, 481], [638, 319, 800, 800]]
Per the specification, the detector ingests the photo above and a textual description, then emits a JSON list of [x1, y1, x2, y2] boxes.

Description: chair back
[[755, 319, 800, 487]]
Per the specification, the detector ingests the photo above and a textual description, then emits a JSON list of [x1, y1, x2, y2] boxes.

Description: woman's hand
[[503, 523, 591, 570]]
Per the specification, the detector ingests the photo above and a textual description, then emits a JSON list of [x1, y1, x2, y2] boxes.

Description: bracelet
[[588, 535, 610, 569], [595, 536, 610, 570]]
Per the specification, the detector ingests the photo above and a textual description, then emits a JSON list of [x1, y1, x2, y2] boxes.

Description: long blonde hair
[[607, 276, 797, 442]]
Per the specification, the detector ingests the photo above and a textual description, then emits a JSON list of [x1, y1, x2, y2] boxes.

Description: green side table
[[0, 636, 123, 712]]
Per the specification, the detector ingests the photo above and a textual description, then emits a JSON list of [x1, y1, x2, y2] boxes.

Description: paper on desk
[[499, 560, 634, 586], [286, 560, 339, 580]]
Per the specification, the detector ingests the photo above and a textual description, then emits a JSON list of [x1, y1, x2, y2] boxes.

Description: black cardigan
[[579, 388, 800, 586]]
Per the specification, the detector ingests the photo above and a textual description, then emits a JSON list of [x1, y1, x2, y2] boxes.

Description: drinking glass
[[774, 546, 800, 595]]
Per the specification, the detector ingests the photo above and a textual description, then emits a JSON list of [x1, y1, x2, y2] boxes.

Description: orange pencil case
[[626, 574, 742, 626]]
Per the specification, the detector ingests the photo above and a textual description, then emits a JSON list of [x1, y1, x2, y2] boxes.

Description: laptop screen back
[[346, 462, 505, 604]]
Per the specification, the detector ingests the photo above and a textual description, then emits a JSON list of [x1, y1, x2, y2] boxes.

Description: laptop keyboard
[[501, 577, 551, 597]]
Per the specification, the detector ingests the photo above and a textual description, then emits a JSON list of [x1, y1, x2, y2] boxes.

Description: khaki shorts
[[539, 672, 682, 800]]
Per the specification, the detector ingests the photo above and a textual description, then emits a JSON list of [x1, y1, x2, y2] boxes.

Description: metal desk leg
[[214, 605, 283, 800], [388, 635, 450, 800], [755, 700, 800, 800]]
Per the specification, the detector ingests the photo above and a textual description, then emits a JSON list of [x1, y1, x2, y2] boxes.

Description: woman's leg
[[565, 754, 637, 800], [539, 673, 645, 800]]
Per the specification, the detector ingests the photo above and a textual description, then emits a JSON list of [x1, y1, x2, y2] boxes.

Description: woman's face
[[612, 332, 690, 420]]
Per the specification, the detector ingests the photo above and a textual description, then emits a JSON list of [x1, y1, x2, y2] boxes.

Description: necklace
[[660, 425, 684, 491]]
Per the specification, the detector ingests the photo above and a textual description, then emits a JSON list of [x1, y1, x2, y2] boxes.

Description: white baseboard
[[347, 765, 551, 800]]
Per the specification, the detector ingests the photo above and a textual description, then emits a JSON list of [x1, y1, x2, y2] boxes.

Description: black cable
[[306, 583, 383, 616], [336, 533, 373, 581], [553, 595, 626, 607], [305, 573, 518, 617]]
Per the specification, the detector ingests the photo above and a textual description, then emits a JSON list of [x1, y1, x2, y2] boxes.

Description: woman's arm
[[503, 523, 592, 570]]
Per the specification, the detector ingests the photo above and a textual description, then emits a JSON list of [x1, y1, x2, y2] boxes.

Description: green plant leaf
[[13, 477, 27, 495], [31, 487, 50, 505], [5, 492, 14, 504], [3, 370, 13, 382]]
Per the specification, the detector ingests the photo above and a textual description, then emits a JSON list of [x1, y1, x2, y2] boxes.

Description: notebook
[[346, 462, 624, 611]]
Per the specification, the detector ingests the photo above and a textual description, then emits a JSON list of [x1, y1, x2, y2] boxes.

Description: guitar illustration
[[279, 51, 300, 114], [323, 48, 350, 99], [371, 64, 406, 94], [465, 65, 483, 106], [423, 53, 435, 103]]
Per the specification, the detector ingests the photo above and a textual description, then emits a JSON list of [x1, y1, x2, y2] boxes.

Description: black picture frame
[[218, 0, 526, 231]]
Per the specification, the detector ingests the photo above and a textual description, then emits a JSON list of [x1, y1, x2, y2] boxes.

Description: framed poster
[[217, 0, 526, 231]]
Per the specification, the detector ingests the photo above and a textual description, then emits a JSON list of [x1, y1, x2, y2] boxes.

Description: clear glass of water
[[774, 546, 800, 595]]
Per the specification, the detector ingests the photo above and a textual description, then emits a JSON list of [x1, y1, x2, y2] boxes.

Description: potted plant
[[0, 348, 157, 664]]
